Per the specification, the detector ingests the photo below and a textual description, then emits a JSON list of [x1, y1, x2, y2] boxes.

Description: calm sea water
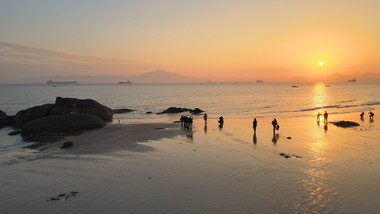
[[0, 82, 379, 150], [1, 82, 379, 118]]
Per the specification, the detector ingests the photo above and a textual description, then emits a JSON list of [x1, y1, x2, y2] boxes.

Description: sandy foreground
[[0, 110, 379, 213]]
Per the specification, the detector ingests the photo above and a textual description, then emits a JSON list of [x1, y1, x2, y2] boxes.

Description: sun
[[318, 61, 324, 66]]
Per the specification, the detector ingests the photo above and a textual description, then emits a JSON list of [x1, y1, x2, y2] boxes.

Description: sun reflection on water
[[299, 84, 334, 213]]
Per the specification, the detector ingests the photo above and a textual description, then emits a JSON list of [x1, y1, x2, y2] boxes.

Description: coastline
[[0, 110, 379, 213]]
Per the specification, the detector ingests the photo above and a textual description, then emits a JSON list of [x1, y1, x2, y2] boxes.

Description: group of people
[[317, 111, 329, 123], [360, 111, 374, 120], [180, 115, 193, 129]]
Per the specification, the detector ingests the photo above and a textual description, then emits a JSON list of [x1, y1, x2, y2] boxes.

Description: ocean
[[1, 82, 379, 120]]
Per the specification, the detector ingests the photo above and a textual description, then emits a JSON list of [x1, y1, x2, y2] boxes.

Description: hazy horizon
[[1, 1, 379, 83]]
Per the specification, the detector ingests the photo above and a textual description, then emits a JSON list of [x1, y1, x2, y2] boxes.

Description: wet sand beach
[[0, 110, 379, 213]]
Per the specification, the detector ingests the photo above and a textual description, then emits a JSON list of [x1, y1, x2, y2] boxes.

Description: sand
[[0, 110, 379, 213]]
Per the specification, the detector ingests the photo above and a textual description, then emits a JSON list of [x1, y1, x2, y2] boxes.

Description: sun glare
[[318, 61, 324, 66]]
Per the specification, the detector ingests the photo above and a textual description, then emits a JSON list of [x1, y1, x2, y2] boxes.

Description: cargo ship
[[46, 80, 77, 85]]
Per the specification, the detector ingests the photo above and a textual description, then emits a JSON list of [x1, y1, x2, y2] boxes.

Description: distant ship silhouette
[[348, 78, 357, 82], [256, 80, 264, 83], [118, 80, 132, 84], [47, 80, 77, 85]]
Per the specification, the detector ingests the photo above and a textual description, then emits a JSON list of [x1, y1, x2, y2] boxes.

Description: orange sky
[[0, 0, 379, 82]]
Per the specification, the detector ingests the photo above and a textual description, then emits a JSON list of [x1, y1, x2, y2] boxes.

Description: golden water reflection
[[299, 83, 333, 213]]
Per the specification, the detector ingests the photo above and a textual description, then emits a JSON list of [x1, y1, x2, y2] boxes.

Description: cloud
[[0, 41, 161, 83]]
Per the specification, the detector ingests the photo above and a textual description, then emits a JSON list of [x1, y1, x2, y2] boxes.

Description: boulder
[[190, 108, 204, 114], [0, 110, 7, 119], [12, 104, 55, 128], [112, 108, 134, 114], [331, 121, 360, 128], [157, 107, 192, 114], [61, 141, 74, 148], [50, 97, 113, 122], [21, 114, 106, 138]]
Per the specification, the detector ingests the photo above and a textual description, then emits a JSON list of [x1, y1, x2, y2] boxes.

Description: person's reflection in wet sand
[[253, 133, 257, 145], [324, 124, 328, 133], [272, 133, 279, 144], [204, 124, 207, 134], [218, 123, 223, 130]]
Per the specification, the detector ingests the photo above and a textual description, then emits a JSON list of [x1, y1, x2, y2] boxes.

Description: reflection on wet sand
[[272, 133, 279, 144], [253, 133, 257, 144]]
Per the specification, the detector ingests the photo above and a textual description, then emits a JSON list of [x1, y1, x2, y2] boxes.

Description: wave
[[338, 99, 356, 104], [297, 101, 380, 113]]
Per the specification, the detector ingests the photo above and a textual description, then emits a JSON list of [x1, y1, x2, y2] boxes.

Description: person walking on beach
[[324, 111, 328, 123], [271, 118, 278, 133], [369, 111, 374, 120], [180, 115, 184, 127], [253, 118, 257, 133], [360, 112, 364, 119], [317, 112, 321, 122], [203, 113, 208, 124]]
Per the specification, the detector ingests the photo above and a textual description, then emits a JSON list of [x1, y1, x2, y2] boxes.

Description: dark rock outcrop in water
[[189, 108, 204, 114], [12, 104, 55, 128], [0, 110, 7, 119], [21, 114, 106, 138], [157, 107, 204, 114], [52, 97, 113, 122], [331, 121, 360, 128], [12, 97, 113, 128], [0, 110, 8, 128], [112, 108, 134, 114]]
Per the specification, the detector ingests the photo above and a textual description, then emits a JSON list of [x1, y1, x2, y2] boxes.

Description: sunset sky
[[1, 0, 379, 83]]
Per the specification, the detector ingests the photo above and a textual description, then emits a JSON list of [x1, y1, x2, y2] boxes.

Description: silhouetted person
[[203, 113, 208, 124], [218, 116, 224, 130], [253, 118, 257, 133], [253, 133, 257, 144], [271, 118, 278, 133], [324, 111, 328, 123], [360, 112, 364, 119], [180, 115, 185, 127], [369, 111, 374, 120], [317, 112, 321, 122], [218, 116, 224, 125]]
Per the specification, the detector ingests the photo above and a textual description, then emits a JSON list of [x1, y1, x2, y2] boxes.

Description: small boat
[[348, 78, 357, 82], [325, 84, 330, 87], [291, 85, 299, 88], [256, 80, 264, 83]]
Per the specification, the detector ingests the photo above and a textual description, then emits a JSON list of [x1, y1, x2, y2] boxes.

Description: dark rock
[[331, 121, 360, 128], [146, 111, 153, 114], [287, 137, 292, 139], [50, 97, 113, 122], [279, 153, 286, 156], [12, 104, 55, 128], [157, 107, 192, 114], [0, 110, 7, 119], [21, 114, 106, 139], [8, 130, 21, 136], [112, 108, 134, 114], [284, 155, 291, 158], [61, 141, 74, 148], [189, 108, 204, 114]]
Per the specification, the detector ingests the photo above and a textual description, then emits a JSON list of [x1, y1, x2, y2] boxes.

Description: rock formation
[[21, 114, 106, 138]]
